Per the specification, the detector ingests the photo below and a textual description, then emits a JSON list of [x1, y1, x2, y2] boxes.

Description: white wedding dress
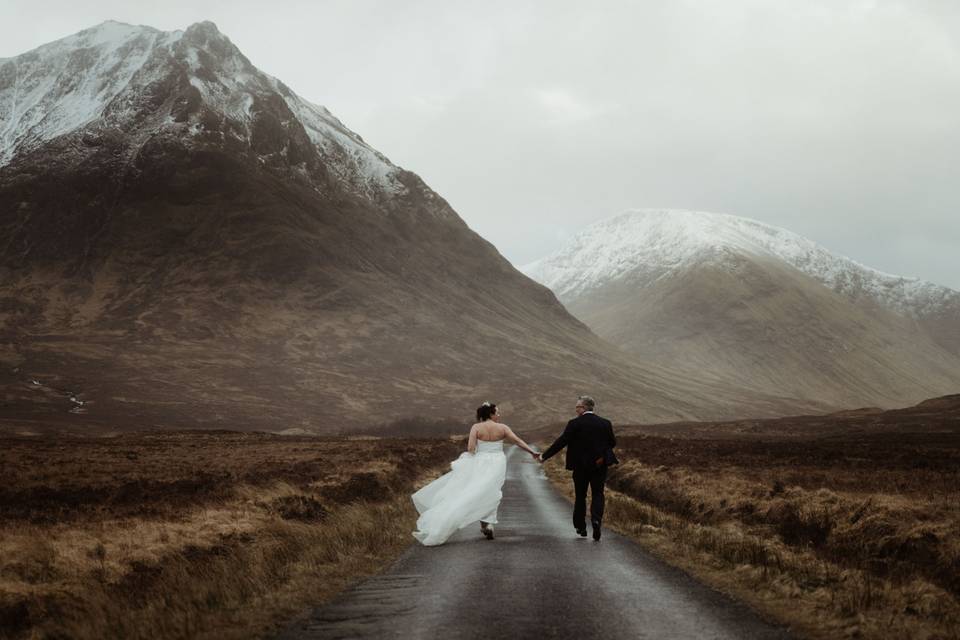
[[412, 439, 507, 546]]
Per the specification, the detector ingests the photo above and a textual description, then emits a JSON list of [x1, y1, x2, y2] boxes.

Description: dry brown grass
[[0, 431, 460, 639], [545, 425, 960, 640]]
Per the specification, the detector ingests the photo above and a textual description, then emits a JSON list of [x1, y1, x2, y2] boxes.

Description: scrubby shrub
[[322, 472, 392, 505], [767, 501, 833, 548], [270, 495, 329, 522]]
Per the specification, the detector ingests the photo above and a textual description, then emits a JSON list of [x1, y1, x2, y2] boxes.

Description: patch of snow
[[266, 79, 404, 197], [181, 38, 260, 122], [0, 22, 170, 164]]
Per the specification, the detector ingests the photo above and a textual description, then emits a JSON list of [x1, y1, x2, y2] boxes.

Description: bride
[[412, 402, 539, 545]]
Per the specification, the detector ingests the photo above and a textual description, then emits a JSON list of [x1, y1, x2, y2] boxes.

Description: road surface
[[276, 448, 793, 639]]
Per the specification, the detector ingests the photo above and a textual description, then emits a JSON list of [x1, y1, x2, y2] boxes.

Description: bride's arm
[[467, 424, 478, 454], [503, 426, 537, 456]]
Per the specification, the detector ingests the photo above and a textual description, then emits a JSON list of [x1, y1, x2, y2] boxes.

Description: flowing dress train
[[411, 440, 507, 546]]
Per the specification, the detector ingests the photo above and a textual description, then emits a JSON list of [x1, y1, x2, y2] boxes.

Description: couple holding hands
[[412, 395, 617, 546]]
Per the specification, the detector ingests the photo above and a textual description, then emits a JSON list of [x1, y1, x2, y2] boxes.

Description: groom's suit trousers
[[572, 466, 607, 530]]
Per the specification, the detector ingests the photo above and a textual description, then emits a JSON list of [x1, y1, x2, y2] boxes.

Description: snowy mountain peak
[[184, 20, 222, 38], [0, 21, 404, 200], [522, 209, 959, 317], [63, 20, 167, 49]]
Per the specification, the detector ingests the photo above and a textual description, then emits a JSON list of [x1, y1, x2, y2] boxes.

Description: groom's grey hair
[[578, 395, 595, 410]]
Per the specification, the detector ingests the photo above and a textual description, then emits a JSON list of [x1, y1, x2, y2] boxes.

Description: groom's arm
[[541, 420, 575, 461]]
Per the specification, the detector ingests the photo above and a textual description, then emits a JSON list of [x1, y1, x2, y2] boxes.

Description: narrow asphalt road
[[275, 448, 793, 639]]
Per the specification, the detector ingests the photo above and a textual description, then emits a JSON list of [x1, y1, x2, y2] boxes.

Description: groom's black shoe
[[576, 527, 587, 537], [591, 519, 602, 541]]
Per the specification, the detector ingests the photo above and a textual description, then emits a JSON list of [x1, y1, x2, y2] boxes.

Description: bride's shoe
[[480, 522, 495, 540]]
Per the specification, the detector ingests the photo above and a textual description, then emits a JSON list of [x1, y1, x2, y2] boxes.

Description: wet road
[[275, 448, 793, 639]]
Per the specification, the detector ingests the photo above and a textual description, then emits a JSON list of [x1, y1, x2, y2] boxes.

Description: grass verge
[[544, 445, 960, 640], [0, 432, 460, 639]]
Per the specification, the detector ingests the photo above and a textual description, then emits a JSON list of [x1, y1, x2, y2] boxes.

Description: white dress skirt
[[412, 439, 507, 546]]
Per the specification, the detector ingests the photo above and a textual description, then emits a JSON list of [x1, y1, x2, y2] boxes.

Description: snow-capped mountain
[[1, 23, 822, 433], [522, 209, 960, 409], [524, 209, 959, 321], [0, 20, 406, 202]]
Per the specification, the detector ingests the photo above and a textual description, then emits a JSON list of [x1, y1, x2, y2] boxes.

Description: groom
[[539, 395, 617, 540]]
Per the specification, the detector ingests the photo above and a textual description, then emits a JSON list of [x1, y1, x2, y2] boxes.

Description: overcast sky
[[3, 0, 959, 288]]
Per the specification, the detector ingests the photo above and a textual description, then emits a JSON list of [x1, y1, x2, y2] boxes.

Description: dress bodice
[[476, 439, 504, 453]]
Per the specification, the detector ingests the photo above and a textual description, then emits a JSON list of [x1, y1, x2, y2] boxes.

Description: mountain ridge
[[523, 209, 959, 315]]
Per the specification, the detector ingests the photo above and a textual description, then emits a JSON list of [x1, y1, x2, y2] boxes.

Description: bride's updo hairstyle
[[476, 401, 498, 422]]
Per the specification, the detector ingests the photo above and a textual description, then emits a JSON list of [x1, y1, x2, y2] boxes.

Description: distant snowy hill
[[523, 209, 960, 409], [524, 209, 959, 321]]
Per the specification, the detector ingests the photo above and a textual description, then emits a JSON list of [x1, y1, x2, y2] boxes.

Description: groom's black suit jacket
[[541, 412, 616, 471]]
